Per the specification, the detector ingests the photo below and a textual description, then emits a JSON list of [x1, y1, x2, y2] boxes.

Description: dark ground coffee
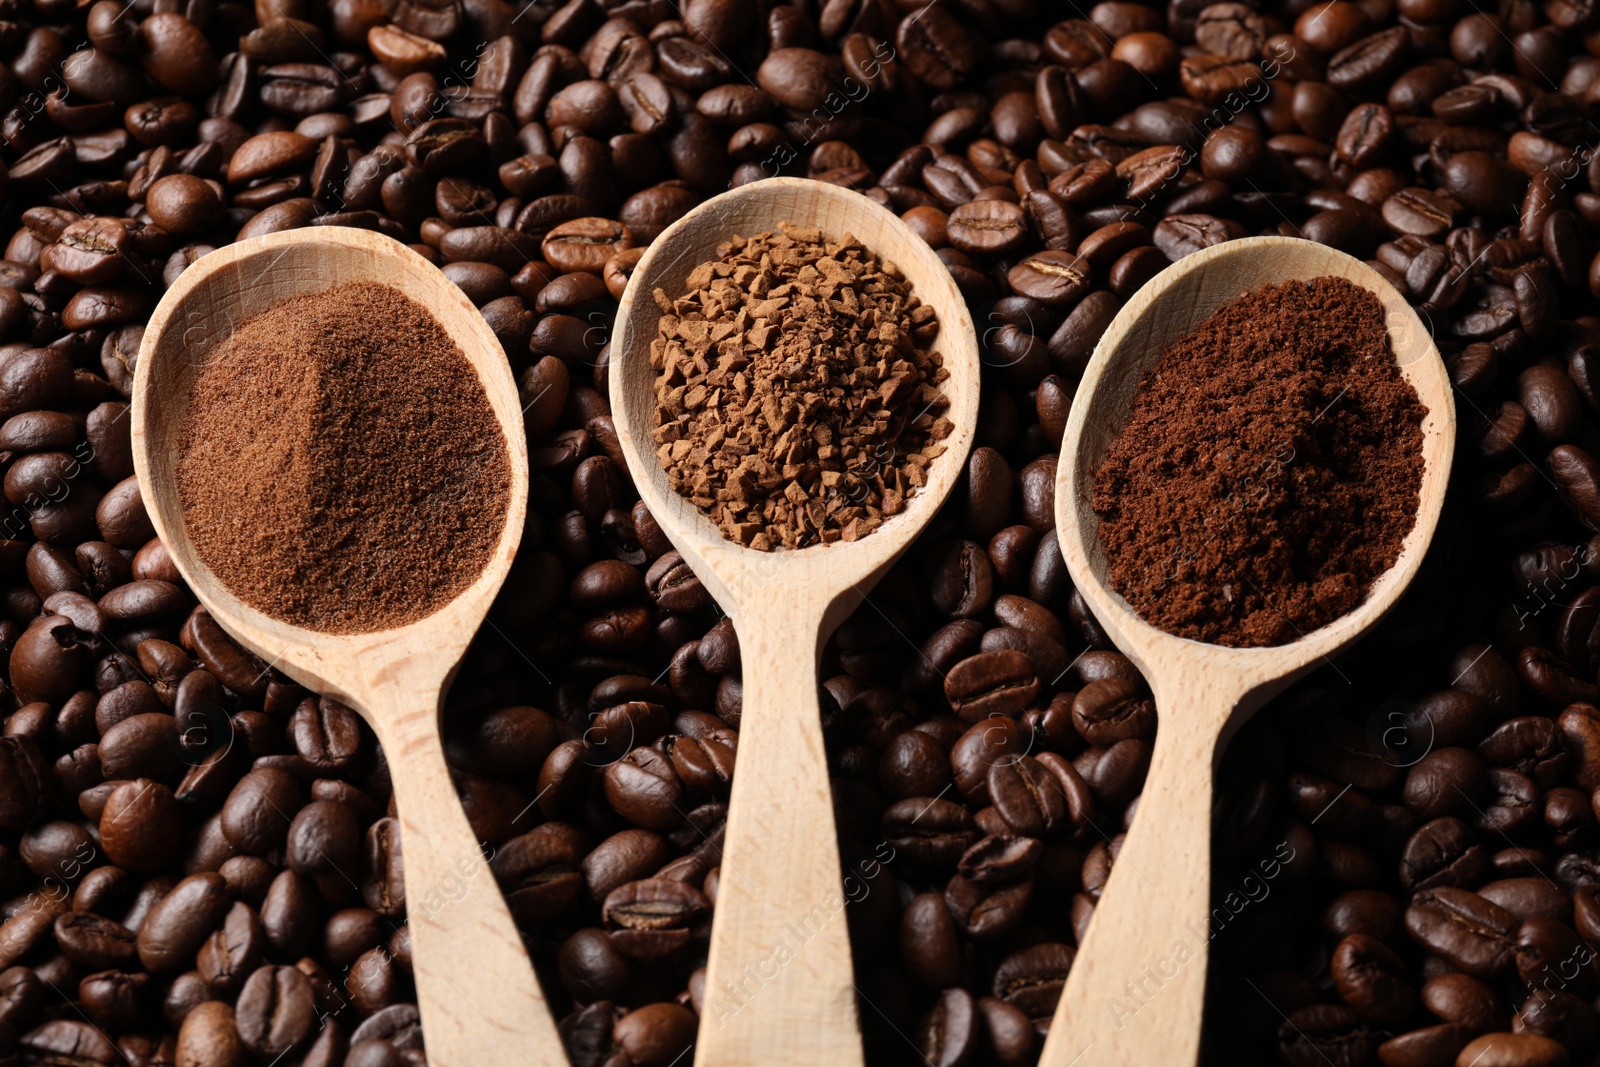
[[1092, 276, 1426, 648], [177, 281, 510, 634], [650, 222, 952, 551]]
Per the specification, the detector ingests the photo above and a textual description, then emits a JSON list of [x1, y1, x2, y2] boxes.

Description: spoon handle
[[1038, 684, 1235, 1067], [376, 684, 565, 1067], [695, 604, 863, 1067]]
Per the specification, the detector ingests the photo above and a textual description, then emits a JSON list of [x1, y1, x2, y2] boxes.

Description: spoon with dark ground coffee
[[609, 177, 979, 1065], [131, 227, 564, 1067], [1042, 236, 1455, 1066]]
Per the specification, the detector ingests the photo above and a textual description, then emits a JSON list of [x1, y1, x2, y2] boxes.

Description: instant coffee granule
[[177, 282, 510, 634], [1092, 276, 1425, 648], [650, 222, 952, 550]]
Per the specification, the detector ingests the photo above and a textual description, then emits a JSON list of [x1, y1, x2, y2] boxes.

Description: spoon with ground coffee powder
[[1042, 236, 1456, 1067], [130, 227, 564, 1067], [609, 178, 980, 1065]]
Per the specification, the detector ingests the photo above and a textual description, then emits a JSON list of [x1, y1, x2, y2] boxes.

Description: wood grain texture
[[130, 227, 565, 1067], [1042, 236, 1457, 1066], [608, 177, 980, 1066]]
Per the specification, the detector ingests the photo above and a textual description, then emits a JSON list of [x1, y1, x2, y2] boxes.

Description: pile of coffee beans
[[0, 0, 1598, 1064]]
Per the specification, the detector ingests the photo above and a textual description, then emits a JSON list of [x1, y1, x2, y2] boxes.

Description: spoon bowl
[[609, 176, 980, 1065], [132, 226, 564, 1067], [1041, 236, 1455, 1066]]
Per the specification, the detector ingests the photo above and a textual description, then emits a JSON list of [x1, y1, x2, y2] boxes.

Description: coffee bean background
[[0, 0, 1597, 1064]]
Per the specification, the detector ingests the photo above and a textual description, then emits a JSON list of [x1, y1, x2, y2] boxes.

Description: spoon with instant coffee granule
[[609, 177, 980, 1065], [1040, 236, 1456, 1067], [131, 227, 564, 1067]]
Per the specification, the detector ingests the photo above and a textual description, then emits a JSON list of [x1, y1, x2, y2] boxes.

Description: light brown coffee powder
[[177, 282, 510, 634]]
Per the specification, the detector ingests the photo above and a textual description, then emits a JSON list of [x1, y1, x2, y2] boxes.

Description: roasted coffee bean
[[1456, 1032, 1570, 1066], [196, 901, 265, 996], [944, 651, 1039, 722], [1007, 251, 1091, 308], [98, 713, 184, 782], [644, 551, 708, 613], [945, 873, 1032, 941], [235, 964, 316, 1060], [897, 890, 960, 990], [914, 987, 978, 1067], [1323, 889, 1402, 944], [988, 755, 1068, 838], [947, 200, 1027, 257], [929, 541, 995, 620], [1383, 187, 1456, 237], [1404, 747, 1489, 819], [991, 941, 1074, 1017], [556, 927, 632, 1004], [1559, 703, 1600, 789], [1405, 887, 1519, 978], [99, 778, 182, 873], [884, 797, 982, 869], [492, 831, 582, 925], [362, 819, 404, 920], [1154, 214, 1243, 259], [1421, 972, 1505, 1036], [53, 911, 137, 970], [542, 218, 632, 276], [288, 697, 362, 772], [1180, 55, 1265, 105], [958, 834, 1042, 882], [1401, 816, 1489, 890], [221, 768, 300, 854], [1330, 933, 1414, 1024], [175, 998, 244, 1067], [137, 873, 230, 974], [285, 800, 359, 879], [21, 1020, 122, 1066], [754, 48, 843, 112], [1071, 678, 1155, 745], [1277, 1004, 1375, 1067], [146, 175, 224, 236], [896, 8, 980, 90], [0, 739, 47, 833], [613, 1001, 696, 1066], [604, 748, 685, 831], [602, 878, 707, 960], [878, 730, 952, 800]]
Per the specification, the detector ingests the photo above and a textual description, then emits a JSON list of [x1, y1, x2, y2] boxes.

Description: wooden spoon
[[131, 227, 565, 1067], [1042, 236, 1456, 1066], [608, 177, 980, 1064]]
